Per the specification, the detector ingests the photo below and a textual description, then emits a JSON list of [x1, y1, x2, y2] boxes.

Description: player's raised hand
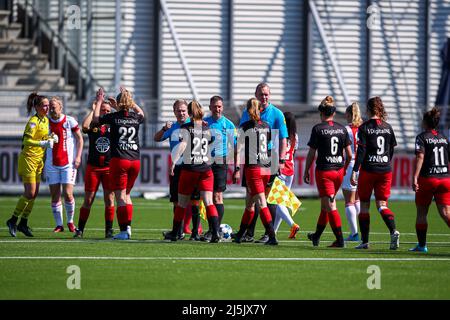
[[119, 85, 128, 94], [164, 121, 173, 131], [96, 87, 105, 101], [108, 97, 118, 110]]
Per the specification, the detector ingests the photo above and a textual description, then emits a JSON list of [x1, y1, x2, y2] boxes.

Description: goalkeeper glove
[[39, 138, 54, 149], [51, 133, 59, 144]]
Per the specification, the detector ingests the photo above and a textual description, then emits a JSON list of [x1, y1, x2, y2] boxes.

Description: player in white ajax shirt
[[45, 97, 84, 233], [341, 102, 363, 242]]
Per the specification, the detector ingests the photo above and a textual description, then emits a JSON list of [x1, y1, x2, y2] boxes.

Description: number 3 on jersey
[[259, 133, 267, 152], [119, 127, 136, 143]]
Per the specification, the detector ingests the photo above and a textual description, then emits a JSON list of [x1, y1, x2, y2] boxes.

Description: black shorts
[[169, 165, 200, 202], [211, 163, 228, 192]]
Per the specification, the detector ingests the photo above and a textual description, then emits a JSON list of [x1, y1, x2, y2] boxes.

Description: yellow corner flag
[[199, 200, 207, 221], [267, 176, 302, 216]]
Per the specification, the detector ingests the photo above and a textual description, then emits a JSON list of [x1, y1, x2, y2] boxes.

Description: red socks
[[328, 210, 342, 229], [117, 206, 128, 228], [105, 206, 115, 222], [241, 208, 255, 225], [126, 204, 133, 224], [206, 204, 218, 218], [318, 210, 329, 226], [379, 207, 396, 233], [359, 212, 370, 243], [259, 206, 272, 225], [79, 207, 90, 221], [174, 205, 185, 222]]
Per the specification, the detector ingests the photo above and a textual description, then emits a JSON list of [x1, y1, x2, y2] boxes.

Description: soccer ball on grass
[[219, 224, 233, 241]]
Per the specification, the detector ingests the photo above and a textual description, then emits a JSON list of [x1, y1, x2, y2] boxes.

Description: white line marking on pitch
[[0, 256, 449, 261], [0, 239, 449, 245]]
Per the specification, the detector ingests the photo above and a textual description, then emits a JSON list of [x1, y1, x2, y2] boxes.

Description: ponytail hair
[[423, 107, 440, 129], [283, 111, 297, 145], [26, 92, 46, 115], [116, 89, 135, 112], [346, 102, 363, 127], [367, 96, 387, 121], [318, 95, 336, 116], [246, 98, 260, 121], [188, 100, 204, 121]]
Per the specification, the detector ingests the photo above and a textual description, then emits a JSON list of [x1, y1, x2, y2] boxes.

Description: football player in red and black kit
[[411, 107, 450, 253], [92, 87, 144, 240], [232, 98, 278, 245], [74, 99, 115, 238], [169, 100, 221, 242], [304, 96, 352, 248], [351, 96, 400, 250]]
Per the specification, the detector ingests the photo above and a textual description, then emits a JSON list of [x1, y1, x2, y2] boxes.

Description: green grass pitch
[[0, 196, 449, 300]]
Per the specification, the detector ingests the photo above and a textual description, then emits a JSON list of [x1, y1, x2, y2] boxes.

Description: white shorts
[[342, 160, 357, 191], [45, 165, 77, 185], [278, 174, 294, 189]]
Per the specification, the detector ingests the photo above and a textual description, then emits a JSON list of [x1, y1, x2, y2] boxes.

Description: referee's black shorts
[[211, 163, 228, 192]]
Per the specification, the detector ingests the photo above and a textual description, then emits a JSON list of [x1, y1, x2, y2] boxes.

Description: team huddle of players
[[5, 83, 450, 252]]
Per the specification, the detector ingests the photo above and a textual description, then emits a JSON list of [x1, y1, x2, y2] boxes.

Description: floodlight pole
[[159, 0, 199, 100], [114, 0, 122, 93]]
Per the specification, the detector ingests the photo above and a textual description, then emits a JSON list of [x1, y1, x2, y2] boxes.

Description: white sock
[[355, 200, 360, 215], [65, 200, 75, 224], [345, 204, 358, 235], [274, 214, 283, 233], [52, 201, 63, 226], [276, 205, 295, 229]]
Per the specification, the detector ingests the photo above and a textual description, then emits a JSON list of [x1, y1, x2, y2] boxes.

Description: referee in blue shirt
[[202, 95, 238, 241], [154, 99, 202, 240]]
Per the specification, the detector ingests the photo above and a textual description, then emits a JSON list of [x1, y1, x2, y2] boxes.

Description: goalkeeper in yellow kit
[[6, 93, 57, 237]]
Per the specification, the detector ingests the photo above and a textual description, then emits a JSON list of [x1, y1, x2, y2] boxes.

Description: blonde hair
[[318, 95, 335, 116], [346, 102, 363, 127], [188, 100, 204, 121], [50, 96, 63, 109], [321, 95, 334, 107], [246, 98, 260, 121], [116, 90, 135, 112]]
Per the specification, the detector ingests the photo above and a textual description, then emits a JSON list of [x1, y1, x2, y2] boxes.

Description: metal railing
[[8, 0, 102, 100]]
